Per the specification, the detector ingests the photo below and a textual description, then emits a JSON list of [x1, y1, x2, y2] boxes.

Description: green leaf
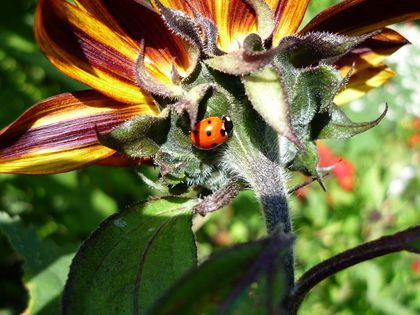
[[148, 232, 293, 315], [0, 212, 75, 315], [280, 32, 374, 67], [97, 108, 171, 158], [243, 67, 300, 147], [314, 103, 388, 139], [62, 197, 197, 315]]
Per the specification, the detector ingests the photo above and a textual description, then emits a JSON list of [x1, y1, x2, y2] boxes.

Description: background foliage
[[0, 0, 419, 314]]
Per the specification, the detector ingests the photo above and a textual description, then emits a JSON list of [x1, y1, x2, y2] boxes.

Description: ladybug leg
[[193, 181, 239, 216]]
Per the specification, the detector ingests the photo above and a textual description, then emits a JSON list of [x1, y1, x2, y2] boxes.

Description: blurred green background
[[0, 1, 419, 314]]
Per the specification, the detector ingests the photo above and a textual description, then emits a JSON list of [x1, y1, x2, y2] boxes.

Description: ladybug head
[[222, 116, 233, 133]]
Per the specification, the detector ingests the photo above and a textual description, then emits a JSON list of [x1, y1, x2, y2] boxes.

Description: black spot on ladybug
[[207, 120, 212, 124], [193, 130, 199, 135], [211, 143, 217, 147], [220, 129, 226, 137], [206, 130, 212, 137]]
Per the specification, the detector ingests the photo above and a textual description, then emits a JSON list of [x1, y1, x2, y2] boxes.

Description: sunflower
[[0, 0, 418, 174]]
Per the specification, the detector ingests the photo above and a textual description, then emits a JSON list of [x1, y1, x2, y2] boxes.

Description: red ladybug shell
[[190, 116, 233, 150]]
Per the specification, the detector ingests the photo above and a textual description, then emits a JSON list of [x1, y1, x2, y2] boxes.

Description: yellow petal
[[159, 0, 282, 52], [335, 65, 395, 105], [300, 0, 420, 35], [335, 28, 408, 75], [35, 0, 191, 104], [0, 90, 158, 174], [75, 0, 191, 80], [272, 0, 310, 46]]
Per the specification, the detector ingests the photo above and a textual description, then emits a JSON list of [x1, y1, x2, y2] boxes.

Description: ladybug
[[189, 116, 233, 150]]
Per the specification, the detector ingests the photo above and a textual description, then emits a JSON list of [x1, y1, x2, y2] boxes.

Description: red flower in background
[[317, 142, 355, 191], [407, 118, 420, 148], [411, 259, 420, 274]]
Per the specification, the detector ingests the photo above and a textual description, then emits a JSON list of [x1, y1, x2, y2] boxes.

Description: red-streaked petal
[[74, 0, 191, 80], [334, 64, 395, 105], [159, 0, 281, 52], [272, 0, 310, 45], [333, 28, 407, 104], [35, 0, 141, 104], [336, 28, 409, 70], [0, 91, 158, 174], [300, 0, 420, 35], [35, 0, 190, 105]]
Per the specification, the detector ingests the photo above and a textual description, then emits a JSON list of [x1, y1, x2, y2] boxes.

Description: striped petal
[[158, 0, 281, 52], [333, 28, 408, 104], [0, 91, 158, 174], [35, 0, 190, 104], [300, 0, 420, 35], [74, 0, 191, 79], [336, 28, 408, 71], [334, 64, 395, 105], [272, 0, 310, 46]]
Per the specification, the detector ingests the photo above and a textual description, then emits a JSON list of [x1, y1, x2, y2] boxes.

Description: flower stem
[[223, 97, 295, 289], [249, 151, 291, 234], [286, 225, 420, 314], [248, 150, 294, 290]]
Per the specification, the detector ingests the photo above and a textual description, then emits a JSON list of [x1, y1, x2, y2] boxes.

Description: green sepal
[[135, 41, 184, 99], [288, 141, 319, 176], [244, 0, 275, 41], [144, 1, 201, 82], [314, 103, 388, 140], [189, 11, 224, 56], [279, 62, 386, 175], [292, 64, 343, 119], [289, 64, 344, 144], [97, 108, 171, 158], [172, 83, 215, 129], [204, 34, 281, 76], [243, 33, 265, 51], [153, 0, 202, 50], [243, 66, 301, 147], [186, 44, 202, 81], [280, 31, 375, 67]]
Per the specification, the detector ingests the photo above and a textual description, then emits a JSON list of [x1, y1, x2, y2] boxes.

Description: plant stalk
[[287, 225, 420, 314], [223, 97, 295, 289], [248, 150, 294, 291]]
